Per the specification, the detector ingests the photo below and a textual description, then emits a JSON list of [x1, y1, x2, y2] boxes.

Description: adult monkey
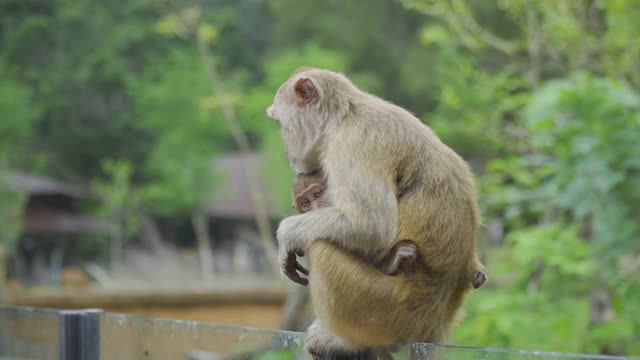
[[292, 172, 487, 286], [267, 67, 483, 357]]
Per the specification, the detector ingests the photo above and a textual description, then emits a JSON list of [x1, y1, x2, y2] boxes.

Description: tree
[[0, 59, 37, 287]]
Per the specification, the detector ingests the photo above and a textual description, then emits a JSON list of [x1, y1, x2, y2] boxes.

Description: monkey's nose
[[266, 105, 275, 118]]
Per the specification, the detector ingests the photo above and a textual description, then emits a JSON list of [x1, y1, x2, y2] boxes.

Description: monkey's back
[[352, 93, 479, 275], [394, 115, 479, 278], [325, 94, 479, 343], [303, 78, 481, 348], [394, 116, 480, 341], [377, 97, 479, 293]]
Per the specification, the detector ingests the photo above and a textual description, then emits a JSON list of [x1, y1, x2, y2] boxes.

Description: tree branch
[[196, 38, 278, 275]]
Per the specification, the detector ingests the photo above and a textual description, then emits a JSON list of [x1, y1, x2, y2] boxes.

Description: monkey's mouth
[[268, 116, 282, 127]]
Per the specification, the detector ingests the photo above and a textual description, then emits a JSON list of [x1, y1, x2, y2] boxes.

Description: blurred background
[[0, 0, 639, 357]]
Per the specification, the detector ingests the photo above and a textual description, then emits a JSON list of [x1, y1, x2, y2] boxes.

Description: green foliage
[[128, 47, 228, 215], [0, 58, 38, 165], [1, 0, 640, 355], [91, 159, 142, 266], [458, 76, 640, 354], [455, 225, 595, 352], [401, 1, 640, 354], [457, 288, 592, 352], [1, 0, 167, 177], [253, 349, 297, 360], [0, 59, 35, 255], [526, 74, 640, 259], [425, 47, 529, 156], [91, 160, 142, 238], [0, 169, 27, 254]]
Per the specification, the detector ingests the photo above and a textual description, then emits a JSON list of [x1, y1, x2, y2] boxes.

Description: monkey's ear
[[294, 77, 319, 106]]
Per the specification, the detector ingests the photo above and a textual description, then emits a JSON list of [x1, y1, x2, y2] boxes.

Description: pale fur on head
[[266, 67, 356, 174]]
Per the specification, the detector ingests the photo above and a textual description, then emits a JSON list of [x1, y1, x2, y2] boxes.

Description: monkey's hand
[[283, 250, 309, 286], [277, 215, 311, 285]]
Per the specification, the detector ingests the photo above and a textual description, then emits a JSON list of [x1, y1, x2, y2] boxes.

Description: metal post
[[58, 309, 103, 360]]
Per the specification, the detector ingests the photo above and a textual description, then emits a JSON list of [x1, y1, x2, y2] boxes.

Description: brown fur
[[292, 173, 487, 285], [267, 67, 486, 355]]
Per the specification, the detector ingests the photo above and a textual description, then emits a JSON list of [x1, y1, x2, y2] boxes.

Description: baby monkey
[[292, 172, 488, 286], [292, 172, 418, 277]]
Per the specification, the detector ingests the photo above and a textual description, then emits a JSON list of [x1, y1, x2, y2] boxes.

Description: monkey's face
[[294, 183, 326, 213], [265, 84, 288, 122], [266, 74, 321, 128]]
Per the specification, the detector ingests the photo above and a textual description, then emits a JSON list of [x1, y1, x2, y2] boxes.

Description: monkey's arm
[[277, 138, 399, 281]]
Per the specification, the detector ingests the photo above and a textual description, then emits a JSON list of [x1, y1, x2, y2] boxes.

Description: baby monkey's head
[[291, 173, 329, 214]]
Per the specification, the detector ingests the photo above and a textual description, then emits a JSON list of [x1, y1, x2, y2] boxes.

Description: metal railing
[[1, 305, 637, 360]]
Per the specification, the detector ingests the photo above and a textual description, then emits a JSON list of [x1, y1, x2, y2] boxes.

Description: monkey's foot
[[385, 240, 418, 276], [395, 241, 417, 265], [309, 349, 378, 360], [472, 270, 488, 289], [305, 320, 367, 359]]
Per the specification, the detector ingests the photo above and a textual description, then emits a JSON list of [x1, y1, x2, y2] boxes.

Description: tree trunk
[[139, 212, 167, 254], [197, 38, 278, 275], [526, 0, 541, 88], [279, 286, 310, 331], [109, 224, 125, 272], [192, 211, 214, 281], [0, 244, 6, 292]]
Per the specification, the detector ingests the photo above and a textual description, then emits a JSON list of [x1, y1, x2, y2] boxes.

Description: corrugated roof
[[23, 208, 109, 235], [207, 154, 280, 219], [4, 157, 283, 220], [5, 172, 89, 198]]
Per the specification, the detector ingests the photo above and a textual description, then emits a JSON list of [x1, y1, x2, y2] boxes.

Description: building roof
[[3, 172, 107, 235], [207, 154, 281, 219], [6, 156, 284, 221], [23, 208, 109, 235], [6, 172, 89, 198]]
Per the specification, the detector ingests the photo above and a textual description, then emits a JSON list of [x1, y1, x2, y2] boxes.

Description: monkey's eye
[[313, 189, 323, 198], [300, 199, 310, 208]]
